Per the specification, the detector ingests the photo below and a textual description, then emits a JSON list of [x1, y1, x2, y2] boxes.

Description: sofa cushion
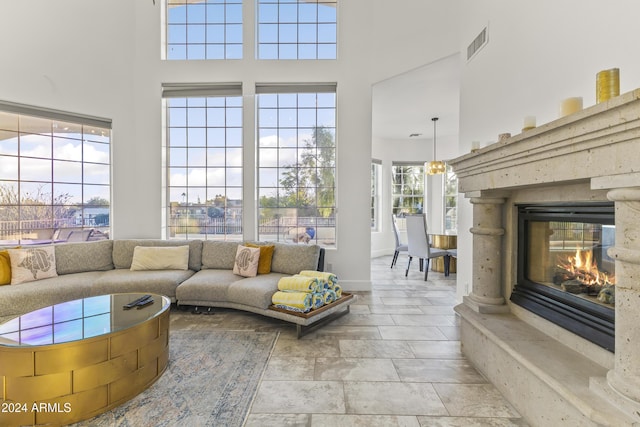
[[90, 269, 194, 299], [55, 240, 114, 275], [130, 245, 190, 271], [226, 273, 288, 309], [175, 269, 240, 303], [8, 246, 58, 284], [0, 272, 100, 320], [112, 240, 202, 271], [201, 241, 239, 270], [270, 242, 321, 275]]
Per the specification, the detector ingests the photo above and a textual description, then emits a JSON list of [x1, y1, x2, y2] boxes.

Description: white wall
[[371, 0, 461, 83], [455, 0, 640, 300], [0, 0, 380, 291]]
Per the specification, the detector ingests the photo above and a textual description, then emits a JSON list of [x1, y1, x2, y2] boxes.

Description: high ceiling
[[372, 53, 461, 141]]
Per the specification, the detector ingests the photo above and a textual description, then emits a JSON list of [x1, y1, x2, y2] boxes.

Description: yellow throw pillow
[[245, 243, 275, 274], [0, 250, 11, 285]]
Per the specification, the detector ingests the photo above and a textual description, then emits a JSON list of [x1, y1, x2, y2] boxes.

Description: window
[[0, 102, 111, 245], [391, 163, 425, 227], [257, 0, 337, 59], [163, 84, 243, 240], [257, 84, 336, 247], [166, 0, 243, 60], [371, 160, 381, 231], [444, 164, 458, 234]]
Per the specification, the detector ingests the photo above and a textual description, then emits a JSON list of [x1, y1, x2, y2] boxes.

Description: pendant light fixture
[[427, 117, 446, 175]]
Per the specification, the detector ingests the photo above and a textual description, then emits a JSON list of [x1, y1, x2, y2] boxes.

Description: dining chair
[[391, 214, 408, 268], [404, 213, 451, 281]]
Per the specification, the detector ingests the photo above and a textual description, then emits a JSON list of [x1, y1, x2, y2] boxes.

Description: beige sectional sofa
[[0, 239, 353, 336]]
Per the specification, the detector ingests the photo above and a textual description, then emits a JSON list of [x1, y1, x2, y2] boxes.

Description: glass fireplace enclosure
[[511, 203, 615, 351]]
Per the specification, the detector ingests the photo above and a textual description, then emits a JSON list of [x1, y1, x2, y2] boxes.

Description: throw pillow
[[244, 243, 275, 274], [130, 245, 190, 271], [8, 246, 58, 284], [233, 245, 260, 277], [0, 250, 11, 285]]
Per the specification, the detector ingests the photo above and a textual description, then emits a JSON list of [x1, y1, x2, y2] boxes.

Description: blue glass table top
[[0, 293, 170, 347]]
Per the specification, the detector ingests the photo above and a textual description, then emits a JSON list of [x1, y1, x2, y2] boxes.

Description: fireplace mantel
[[449, 88, 640, 426], [450, 88, 640, 194]]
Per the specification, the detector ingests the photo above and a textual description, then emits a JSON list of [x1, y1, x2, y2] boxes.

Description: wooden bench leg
[[296, 305, 351, 338]]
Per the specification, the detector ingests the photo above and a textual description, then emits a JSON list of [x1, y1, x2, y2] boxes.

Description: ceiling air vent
[[467, 27, 488, 61]]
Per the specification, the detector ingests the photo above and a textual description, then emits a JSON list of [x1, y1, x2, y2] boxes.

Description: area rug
[[72, 330, 278, 427]]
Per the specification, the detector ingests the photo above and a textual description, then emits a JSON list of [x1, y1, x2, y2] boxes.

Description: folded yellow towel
[[333, 284, 343, 298], [273, 304, 308, 313], [277, 275, 320, 293], [298, 270, 338, 287], [311, 292, 325, 309], [322, 289, 335, 305], [272, 291, 313, 312]]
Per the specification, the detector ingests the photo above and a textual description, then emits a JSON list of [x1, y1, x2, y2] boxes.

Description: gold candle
[[596, 68, 620, 103]]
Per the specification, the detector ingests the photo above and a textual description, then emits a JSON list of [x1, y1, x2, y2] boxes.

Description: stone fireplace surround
[[449, 89, 640, 426]]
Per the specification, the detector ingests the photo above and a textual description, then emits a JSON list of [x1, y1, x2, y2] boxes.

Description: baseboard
[[339, 279, 371, 292], [371, 248, 393, 258]]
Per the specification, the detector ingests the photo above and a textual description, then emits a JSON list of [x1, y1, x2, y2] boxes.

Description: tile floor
[[171, 256, 529, 426]]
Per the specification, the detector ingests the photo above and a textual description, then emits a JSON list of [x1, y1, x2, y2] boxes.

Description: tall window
[[257, 85, 336, 247], [163, 84, 243, 240], [257, 0, 337, 59], [371, 160, 381, 231], [444, 164, 458, 234], [391, 163, 425, 225], [0, 102, 111, 245], [166, 0, 243, 60]]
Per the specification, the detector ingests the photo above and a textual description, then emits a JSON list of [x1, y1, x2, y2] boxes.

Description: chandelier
[[427, 117, 445, 175]]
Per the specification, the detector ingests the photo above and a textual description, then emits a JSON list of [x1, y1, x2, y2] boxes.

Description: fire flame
[[557, 248, 615, 286]]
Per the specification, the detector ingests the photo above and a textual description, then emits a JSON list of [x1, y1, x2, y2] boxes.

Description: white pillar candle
[[560, 97, 583, 117], [523, 116, 536, 131]]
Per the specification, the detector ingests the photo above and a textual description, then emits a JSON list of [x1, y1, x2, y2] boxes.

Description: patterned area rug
[[72, 330, 278, 427]]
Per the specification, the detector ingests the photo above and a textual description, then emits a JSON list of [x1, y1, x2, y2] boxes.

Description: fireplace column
[[601, 187, 640, 411], [463, 193, 509, 314]]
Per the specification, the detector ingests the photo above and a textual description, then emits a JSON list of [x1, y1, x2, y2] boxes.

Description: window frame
[[0, 101, 112, 245], [165, 0, 244, 60], [162, 83, 244, 241], [371, 159, 381, 232], [443, 163, 458, 234], [256, 0, 338, 60], [391, 162, 425, 231], [256, 83, 337, 247]]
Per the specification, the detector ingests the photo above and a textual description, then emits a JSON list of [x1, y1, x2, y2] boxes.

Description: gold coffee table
[[0, 293, 170, 426]]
